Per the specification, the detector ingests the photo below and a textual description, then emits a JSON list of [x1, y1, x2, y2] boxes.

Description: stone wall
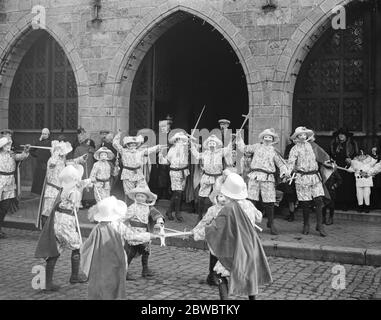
[[0, 0, 354, 149]]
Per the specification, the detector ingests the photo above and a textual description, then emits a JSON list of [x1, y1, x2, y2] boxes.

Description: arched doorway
[[8, 30, 78, 184], [129, 15, 249, 134], [293, 1, 381, 153]]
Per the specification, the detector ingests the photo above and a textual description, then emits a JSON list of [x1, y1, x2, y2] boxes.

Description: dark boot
[[44, 256, 60, 292], [70, 250, 88, 284], [166, 193, 175, 221], [301, 202, 310, 235], [141, 253, 154, 278], [174, 191, 184, 223], [218, 277, 229, 300], [126, 250, 136, 281], [357, 204, 363, 213], [206, 254, 219, 286], [314, 198, 327, 237], [364, 205, 370, 213], [264, 203, 278, 235], [248, 295, 256, 300]]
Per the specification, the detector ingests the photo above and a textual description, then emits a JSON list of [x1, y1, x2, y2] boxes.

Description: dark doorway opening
[[129, 16, 249, 134]]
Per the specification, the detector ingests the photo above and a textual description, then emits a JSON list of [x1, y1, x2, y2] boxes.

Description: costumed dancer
[[287, 127, 330, 237], [123, 187, 164, 280], [90, 147, 120, 202], [347, 151, 377, 213], [38, 141, 87, 229], [80, 196, 157, 300], [159, 132, 190, 222], [190, 134, 232, 221], [0, 137, 29, 239], [236, 128, 289, 235], [192, 187, 228, 286], [35, 165, 93, 291], [112, 130, 165, 205], [203, 172, 272, 300]]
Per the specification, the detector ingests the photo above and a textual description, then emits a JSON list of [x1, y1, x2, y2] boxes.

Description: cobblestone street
[[0, 228, 380, 300]]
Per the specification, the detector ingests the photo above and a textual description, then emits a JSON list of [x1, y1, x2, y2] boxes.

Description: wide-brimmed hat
[[123, 135, 144, 147], [127, 187, 157, 203], [51, 140, 73, 155], [218, 119, 231, 125], [259, 128, 279, 143], [290, 126, 314, 141], [203, 135, 223, 149], [169, 132, 188, 144], [58, 164, 84, 191], [94, 147, 115, 161], [221, 172, 248, 200], [90, 196, 127, 222], [0, 137, 11, 148]]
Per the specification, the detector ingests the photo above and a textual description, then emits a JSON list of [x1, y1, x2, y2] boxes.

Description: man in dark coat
[[30, 128, 51, 195]]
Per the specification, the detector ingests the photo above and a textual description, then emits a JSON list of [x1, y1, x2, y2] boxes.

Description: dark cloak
[[205, 201, 272, 296]]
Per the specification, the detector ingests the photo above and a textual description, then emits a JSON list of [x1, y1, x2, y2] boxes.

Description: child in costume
[[159, 132, 190, 222], [287, 127, 330, 237], [123, 187, 164, 280], [35, 165, 92, 291], [192, 187, 228, 286], [38, 141, 87, 228], [204, 172, 272, 300], [190, 134, 232, 220], [236, 128, 289, 235], [90, 147, 119, 202], [113, 131, 165, 204], [0, 136, 29, 239], [80, 196, 157, 300], [347, 151, 377, 213]]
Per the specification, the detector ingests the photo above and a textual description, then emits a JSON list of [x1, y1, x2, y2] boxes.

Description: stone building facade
[[0, 0, 380, 165]]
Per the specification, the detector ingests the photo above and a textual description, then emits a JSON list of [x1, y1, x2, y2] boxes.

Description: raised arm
[[190, 142, 201, 160], [112, 131, 123, 154], [235, 134, 255, 154]]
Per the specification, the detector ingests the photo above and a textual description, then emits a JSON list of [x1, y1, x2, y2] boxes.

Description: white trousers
[[356, 187, 371, 206]]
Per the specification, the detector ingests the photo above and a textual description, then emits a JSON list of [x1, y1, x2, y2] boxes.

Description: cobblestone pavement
[[10, 198, 381, 250], [0, 228, 380, 300]]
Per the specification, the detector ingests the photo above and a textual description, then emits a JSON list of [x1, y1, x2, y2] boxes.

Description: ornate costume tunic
[[159, 144, 189, 191], [124, 203, 163, 247], [0, 150, 28, 201], [41, 155, 84, 217], [90, 160, 118, 202], [237, 141, 287, 203], [193, 204, 224, 241], [191, 145, 231, 197], [113, 134, 160, 193], [54, 179, 92, 253], [288, 142, 325, 201]]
